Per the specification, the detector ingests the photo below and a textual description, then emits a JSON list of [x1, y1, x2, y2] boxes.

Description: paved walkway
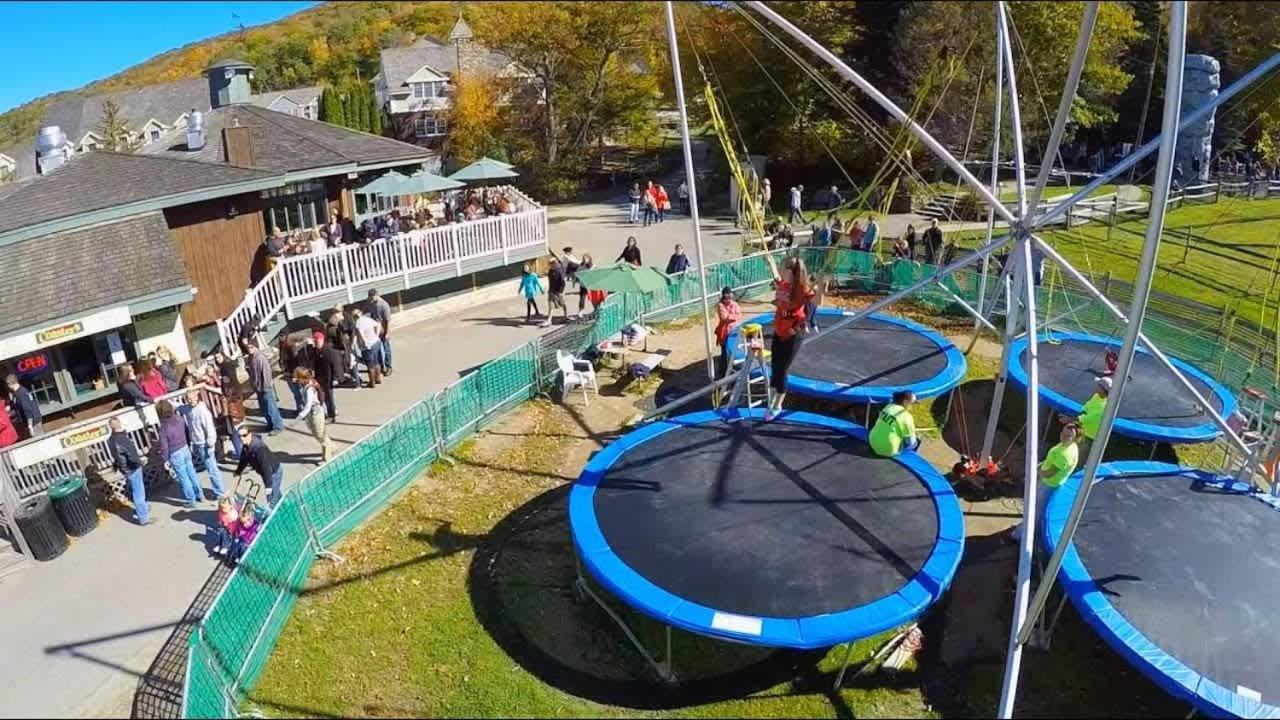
[[0, 194, 743, 718]]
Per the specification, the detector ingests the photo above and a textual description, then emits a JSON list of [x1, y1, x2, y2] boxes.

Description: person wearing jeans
[[247, 342, 284, 433], [235, 426, 284, 508], [185, 391, 226, 499], [156, 400, 202, 508], [108, 418, 149, 525]]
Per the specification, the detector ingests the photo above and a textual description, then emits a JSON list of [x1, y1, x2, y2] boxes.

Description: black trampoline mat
[[757, 317, 949, 390], [593, 419, 940, 619], [1024, 340, 1222, 427], [1073, 474, 1280, 701]]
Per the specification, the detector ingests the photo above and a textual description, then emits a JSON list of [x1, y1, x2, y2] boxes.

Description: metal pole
[[1033, 50, 1280, 229], [665, 1, 717, 383], [979, 253, 1025, 465], [1017, 1, 1189, 649], [746, 0, 1018, 225], [1026, 2, 1098, 212], [996, 234, 1044, 718], [997, 2, 1029, 221], [1031, 235, 1250, 456], [975, 20, 1006, 333], [937, 280, 999, 332]]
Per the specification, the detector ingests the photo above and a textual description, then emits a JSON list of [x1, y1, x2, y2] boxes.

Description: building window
[[149, 129, 162, 142], [414, 116, 447, 138], [303, 103, 315, 120], [262, 183, 329, 233], [412, 81, 445, 99]]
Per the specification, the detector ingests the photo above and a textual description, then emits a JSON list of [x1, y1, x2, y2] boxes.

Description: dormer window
[[412, 81, 445, 99]]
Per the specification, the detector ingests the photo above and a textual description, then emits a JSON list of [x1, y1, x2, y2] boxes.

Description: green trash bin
[[49, 475, 97, 537]]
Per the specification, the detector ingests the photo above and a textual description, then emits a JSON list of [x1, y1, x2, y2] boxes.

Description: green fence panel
[[184, 633, 231, 719]]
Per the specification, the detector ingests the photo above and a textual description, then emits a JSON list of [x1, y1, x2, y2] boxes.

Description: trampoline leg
[[1148, 443, 1158, 461], [865, 403, 872, 427], [833, 641, 858, 691], [575, 572, 675, 683], [1041, 409, 1055, 446]]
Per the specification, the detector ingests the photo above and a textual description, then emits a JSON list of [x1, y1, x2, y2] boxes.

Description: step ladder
[[1222, 386, 1280, 494], [723, 323, 773, 413]]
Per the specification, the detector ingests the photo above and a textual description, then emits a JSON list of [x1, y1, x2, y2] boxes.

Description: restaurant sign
[[37, 321, 84, 345], [0, 305, 131, 362], [60, 426, 109, 449]]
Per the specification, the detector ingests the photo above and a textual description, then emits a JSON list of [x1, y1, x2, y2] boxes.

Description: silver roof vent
[[186, 109, 206, 151], [35, 125, 70, 174]]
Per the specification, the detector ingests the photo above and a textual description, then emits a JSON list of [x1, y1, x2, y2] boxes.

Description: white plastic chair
[[556, 350, 598, 405]]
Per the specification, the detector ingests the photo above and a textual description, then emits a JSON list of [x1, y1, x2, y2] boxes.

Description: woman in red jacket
[[714, 287, 742, 379], [0, 397, 19, 448], [768, 256, 814, 417]]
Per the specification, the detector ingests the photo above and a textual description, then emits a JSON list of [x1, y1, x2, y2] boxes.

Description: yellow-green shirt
[[869, 404, 916, 457], [1079, 393, 1107, 439], [1040, 441, 1079, 488]]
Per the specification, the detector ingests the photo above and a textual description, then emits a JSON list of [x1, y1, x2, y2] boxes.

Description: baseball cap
[[1095, 376, 1113, 390]]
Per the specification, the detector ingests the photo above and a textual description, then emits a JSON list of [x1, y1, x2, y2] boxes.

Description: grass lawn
[[950, 195, 1280, 328], [246, 299, 1199, 719]]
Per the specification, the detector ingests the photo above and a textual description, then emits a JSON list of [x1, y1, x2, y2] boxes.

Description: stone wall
[[1176, 54, 1219, 183]]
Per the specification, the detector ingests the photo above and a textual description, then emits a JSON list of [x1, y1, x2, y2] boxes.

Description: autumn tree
[[447, 73, 506, 165], [95, 100, 139, 153]]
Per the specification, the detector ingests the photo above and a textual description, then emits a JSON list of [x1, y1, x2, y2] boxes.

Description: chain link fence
[[181, 245, 1269, 717]]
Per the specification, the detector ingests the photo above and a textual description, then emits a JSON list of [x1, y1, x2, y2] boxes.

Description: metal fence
[[180, 245, 1273, 717]]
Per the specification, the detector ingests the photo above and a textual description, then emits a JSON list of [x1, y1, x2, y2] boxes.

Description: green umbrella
[[576, 262, 672, 295], [449, 157, 520, 182], [402, 169, 464, 193]]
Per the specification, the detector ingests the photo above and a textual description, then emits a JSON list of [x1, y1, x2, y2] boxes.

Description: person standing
[[826, 185, 843, 212], [108, 417, 150, 525], [617, 236, 642, 266], [293, 368, 333, 464], [655, 184, 670, 223], [542, 257, 569, 328], [246, 342, 284, 434], [0, 397, 17, 449], [627, 183, 642, 224], [234, 426, 284, 508], [325, 305, 355, 387], [577, 254, 596, 316], [922, 218, 943, 265], [310, 332, 342, 422], [847, 219, 865, 252], [788, 184, 806, 225], [642, 181, 658, 227], [136, 359, 169, 400], [6, 375, 41, 439], [714, 287, 742, 379], [665, 244, 690, 275], [767, 257, 814, 418], [367, 289, 394, 376], [156, 400, 202, 507], [184, 390, 226, 499], [352, 308, 384, 387], [325, 210, 344, 248], [1074, 376, 1110, 459], [904, 223, 918, 260], [863, 215, 879, 253], [116, 365, 149, 408], [760, 177, 773, 212], [678, 180, 690, 214], [279, 335, 303, 415], [519, 263, 544, 323]]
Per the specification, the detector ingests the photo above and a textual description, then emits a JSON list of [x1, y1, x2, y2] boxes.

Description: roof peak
[[449, 14, 473, 42]]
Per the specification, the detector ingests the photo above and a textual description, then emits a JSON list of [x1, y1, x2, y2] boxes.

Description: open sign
[[15, 353, 50, 378]]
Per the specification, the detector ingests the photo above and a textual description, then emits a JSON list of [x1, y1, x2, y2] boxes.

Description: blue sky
[[0, 1, 318, 113]]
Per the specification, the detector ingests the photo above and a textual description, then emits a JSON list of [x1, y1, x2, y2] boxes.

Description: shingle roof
[[43, 78, 211, 144], [0, 151, 276, 235], [0, 212, 190, 337], [251, 85, 323, 112], [0, 143, 37, 184], [141, 104, 428, 173], [379, 37, 514, 93]]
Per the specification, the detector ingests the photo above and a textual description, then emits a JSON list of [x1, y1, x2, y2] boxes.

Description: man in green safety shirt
[[869, 390, 919, 457], [1075, 375, 1111, 458], [1015, 423, 1080, 542]]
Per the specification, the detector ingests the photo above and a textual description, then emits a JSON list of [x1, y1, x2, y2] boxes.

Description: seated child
[[213, 496, 239, 556], [228, 502, 262, 565]]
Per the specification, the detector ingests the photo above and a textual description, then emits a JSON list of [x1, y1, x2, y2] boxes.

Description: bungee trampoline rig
[[565, 1, 1280, 716]]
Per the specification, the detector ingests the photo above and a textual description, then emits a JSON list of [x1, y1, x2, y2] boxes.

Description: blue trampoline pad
[[1043, 461, 1280, 718], [570, 409, 964, 649], [726, 308, 967, 404], [1007, 331, 1236, 443]]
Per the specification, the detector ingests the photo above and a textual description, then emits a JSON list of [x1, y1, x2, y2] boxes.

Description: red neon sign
[[15, 353, 50, 376]]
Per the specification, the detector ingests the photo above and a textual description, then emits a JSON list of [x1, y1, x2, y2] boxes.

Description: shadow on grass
[[466, 484, 903, 714]]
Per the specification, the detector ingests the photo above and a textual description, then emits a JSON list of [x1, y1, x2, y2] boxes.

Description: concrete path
[[0, 194, 745, 718]]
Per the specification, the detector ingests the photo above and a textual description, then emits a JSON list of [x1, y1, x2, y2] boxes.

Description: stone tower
[[449, 14, 483, 79], [1177, 54, 1219, 183]]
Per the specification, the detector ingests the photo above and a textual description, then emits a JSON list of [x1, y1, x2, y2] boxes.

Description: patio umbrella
[[401, 169, 464, 193], [448, 157, 520, 183], [356, 171, 414, 196], [575, 262, 672, 295]]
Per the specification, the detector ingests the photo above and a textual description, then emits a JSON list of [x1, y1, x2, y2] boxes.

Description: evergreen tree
[[320, 86, 346, 126], [354, 84, 370, 132], [342, 90, 358, 131], [368, 87, 384, 135], [96, 99, 139, 153]]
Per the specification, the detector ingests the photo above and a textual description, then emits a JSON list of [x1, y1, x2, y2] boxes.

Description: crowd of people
[[627, 180, 690, 226]]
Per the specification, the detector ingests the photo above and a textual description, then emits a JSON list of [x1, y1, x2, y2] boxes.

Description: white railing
[[218, 205, 548, 356], [217, 267, 286, 358]]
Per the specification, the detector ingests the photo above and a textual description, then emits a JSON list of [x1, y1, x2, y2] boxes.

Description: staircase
[[918, 192, 967, 221]]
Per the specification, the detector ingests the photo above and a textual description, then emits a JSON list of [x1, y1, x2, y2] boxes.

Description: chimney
[[206, 59, 255, 109], [185, 109, 207, 151], [35, 125, 70, 174], [222, 118, 256, 168]]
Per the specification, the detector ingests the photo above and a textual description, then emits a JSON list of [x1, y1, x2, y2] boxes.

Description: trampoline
[[1007, 331, 1236, 443], [726, 308, 967, 403], [1043, 462, 1280, 718], [569, 409, 964, 677]]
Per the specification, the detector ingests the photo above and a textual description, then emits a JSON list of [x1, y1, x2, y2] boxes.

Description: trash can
[[14, 494, 69, 561], [49, 475, 97, 537]]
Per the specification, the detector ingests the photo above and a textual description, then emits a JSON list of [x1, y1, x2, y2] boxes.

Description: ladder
[[1224, 386, 1280, 493], [723, 323, 773, 413]]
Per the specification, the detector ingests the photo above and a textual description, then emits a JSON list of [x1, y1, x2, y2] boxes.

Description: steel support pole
[[1017, 0, 1189, 651], [996, 235, 1044, 718], [665, 1, 716, 382], [1026, 2, 1098, 212], [979, 254, 1025, 465], [1031, 236, 1250, 456], [997, 2, 1029, 221], [1032, 49, 1280, 229], [975, 21, 1006, 333], [746, 0, 1018, 225]]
